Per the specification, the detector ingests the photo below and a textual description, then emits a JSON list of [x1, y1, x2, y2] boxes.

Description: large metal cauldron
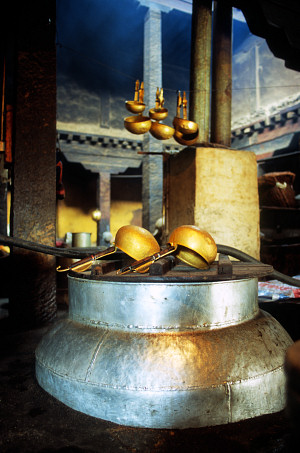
[[35, 268, 292, 429]]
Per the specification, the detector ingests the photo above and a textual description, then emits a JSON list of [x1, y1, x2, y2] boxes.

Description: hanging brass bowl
[[124, 115, 152, 135], [173, 116, 199, 134], [173, 91, 199, 138], [174, 128, 198, 146], [150, 121, 175, 140], [125, 80, 146, 114], [125, 101, 146, 114], [149, 108, 168, 121]]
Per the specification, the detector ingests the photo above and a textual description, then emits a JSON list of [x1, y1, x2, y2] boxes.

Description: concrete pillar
[[142, 5, 164, 233]]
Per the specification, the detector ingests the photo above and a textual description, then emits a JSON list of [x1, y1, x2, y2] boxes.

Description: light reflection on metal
[[36, 274, 292, 428]]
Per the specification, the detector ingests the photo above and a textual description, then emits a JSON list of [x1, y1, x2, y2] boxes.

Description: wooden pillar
[[9, 0, 57, 327], [189, 0, 212, 142], [97, 172, 111, 246], [142, 5, 164, 233], [210, 1, 232, 146], [0, 180, 7, 235]]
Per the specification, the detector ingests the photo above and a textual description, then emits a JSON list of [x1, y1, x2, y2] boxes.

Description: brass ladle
[[124, 115, 152, 135], [124, 81, 152, 134], [56, 225, 160, 273], [149, 87, 168, 121], [149, 88, 175, 140], [150, 121, 175, 140], [125, 80, 146, 114], [173, 91, 199, 145], [173, 129, 199, 146], [118, 225, 217, 274]]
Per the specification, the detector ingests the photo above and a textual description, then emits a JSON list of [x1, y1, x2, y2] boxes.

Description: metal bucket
[[71, 232, 92, 248], [35, 274, 292, 428]]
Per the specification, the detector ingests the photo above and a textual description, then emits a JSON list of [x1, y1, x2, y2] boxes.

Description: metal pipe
[[210, 1, 232, 146], [189, 0, 212, 143]]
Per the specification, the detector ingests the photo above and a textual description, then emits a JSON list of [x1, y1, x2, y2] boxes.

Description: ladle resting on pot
[[56, 225, 160, 273], [118, 225, 217, 274]]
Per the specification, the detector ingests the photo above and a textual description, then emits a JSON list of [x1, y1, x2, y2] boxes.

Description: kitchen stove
[[35, 255, 293, 429]]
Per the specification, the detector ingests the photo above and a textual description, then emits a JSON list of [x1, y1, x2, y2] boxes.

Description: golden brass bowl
[[115, 225, 160, 261], [173, 117, 199, 134], [150, 121, 175, 140], [149, 108, 168, 121], [118, 224, 218, 274], [124, 115, 152, 135], [168, 225, 217, 269], [125, 101, 146, 114], [174, 129, 198, 146]]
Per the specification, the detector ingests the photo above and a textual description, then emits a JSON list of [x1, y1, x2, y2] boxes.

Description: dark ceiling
[[230, 0, 300, 71]]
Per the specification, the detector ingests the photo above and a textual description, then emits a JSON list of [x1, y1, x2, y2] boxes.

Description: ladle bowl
[[168, 225, 217, 269], [149, 108, 168, 121], [57, 225, 160, 273], [174, 129, 199, 146], [173, 117, 199, 134], [124, 115, 152, 135], [119, 225, 217, 274], [125, 101, 146, 114], [150, 121, 175, 140], [115, 225, 160, 261]]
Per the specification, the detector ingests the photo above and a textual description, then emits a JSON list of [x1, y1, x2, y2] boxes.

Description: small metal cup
[[72, 232, 92, 248]]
